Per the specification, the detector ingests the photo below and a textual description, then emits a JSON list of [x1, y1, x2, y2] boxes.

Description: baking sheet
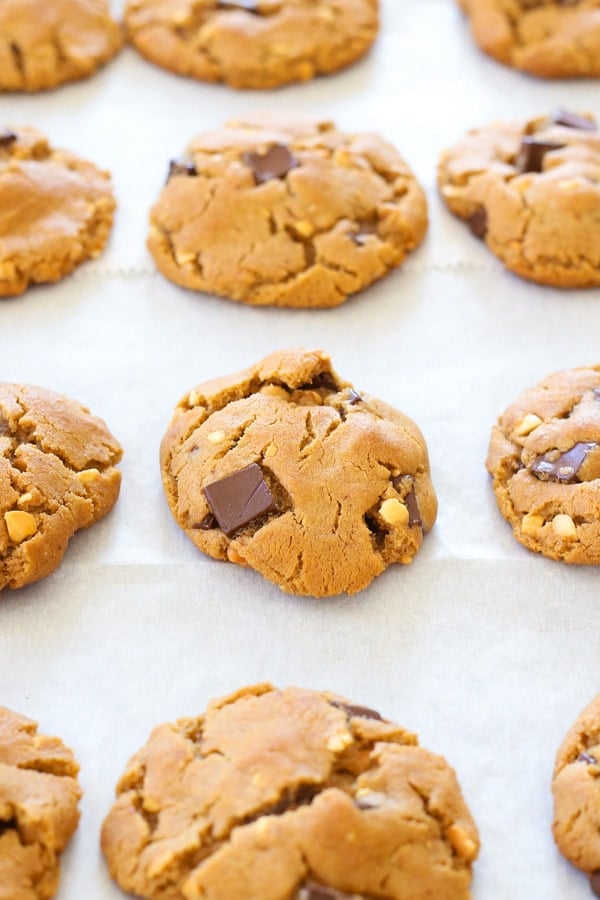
[[1, 1, 599, 897]]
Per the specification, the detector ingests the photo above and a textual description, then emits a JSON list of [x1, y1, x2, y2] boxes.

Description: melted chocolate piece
[[467, 207, 488, 240], [590, 872, 600, 899], [203, 463, 278, 537], [553, 109, 598, 132], [243, 144, 299, 185], [330, 700, 383, 721], [194, 512, 217, 530], [578, 751, 599, 765], [405, 490, 422, 528], [297, 886, 364, 900], [517, 137, 565, 173], [530, 442, 597, 483], [0, 129, 17, 147], [347, 389, 362, 405], [167, 159, 197, 181]]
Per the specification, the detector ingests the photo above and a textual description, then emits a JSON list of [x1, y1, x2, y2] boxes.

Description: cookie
[[0, 383, 122, 590], [148, 113, 427, 308], [0, 706, 81, 900], [125, 0, 378, 90], [456, 0, 600, 79], [438, 110, 600, 288], [101, 683, 479, 900], [552, 695, 600, 896], [0, 0, 121, 92], [486, 365, 600, 563], [0, 127, 116, 297], [160, 348, 437, 597]]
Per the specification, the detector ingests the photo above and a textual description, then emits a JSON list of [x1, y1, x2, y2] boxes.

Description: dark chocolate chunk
[[467, 207, 488, 240], [347, 389, 362, 405], [330, 700, 383, 721], [590, 872, 600, 899], [0, 129, 17, 147], [405, 490, 422, 528], [517, 138, 565, 174], [578, 751, 599, 765], [553, 109, 598, 132], [530, 442, 598, 484], [297, 886, 364, 900], [194, 512, 217, 530], [203, 463, 278, 537], [167, 158, 198, 182], [218, 0, 258, 9], [243, 144, 299, 185], [301, 371, 339, 392]]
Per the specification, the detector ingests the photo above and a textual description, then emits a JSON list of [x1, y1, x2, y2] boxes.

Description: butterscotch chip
[[456, 0, 600, 79], [124, 0, 378, 90], [159, 348, 437, 597], [552, 695, 600, 894], [0, 383, 122, 591], [0, 0, 121, 92], [148, 113, 427, 308], [101, 683, 479, 900], [0, 706, 81, 899], [438, 111, 600, 288], [0, 127, 116, 297], [486, 365, 600, 563]]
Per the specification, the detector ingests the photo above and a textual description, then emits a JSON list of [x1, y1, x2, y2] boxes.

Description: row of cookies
[[2, 350, 599, 597], [2, 109, 599, 300], [3, 685, 599, 899], [3, 0, 600, 94]]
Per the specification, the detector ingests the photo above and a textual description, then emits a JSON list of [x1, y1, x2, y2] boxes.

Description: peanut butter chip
[[447, 824, 478, 861], [521, 513, 544, 537], [379, 498, 409, 527], [515, 413, 542, 437], [76, 468, 100, 484], [4, 510, 37, 543], [551, 514, 577, 540]]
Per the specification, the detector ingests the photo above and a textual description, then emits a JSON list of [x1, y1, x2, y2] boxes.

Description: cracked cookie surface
[[160, 348, 437, 597], [0, 0, 121, 92], [101, 683, 479, 900], [148, 113, 427, 308], [124, 0, 378, 89], [486, 365, 600, 563], [0, 383, 122, 591], [552, 694, 600, 896], [0, 706, 81, 900], [438, 111, 600, 288], [456, 0, 600, 78], [0, 127, 116, 297]]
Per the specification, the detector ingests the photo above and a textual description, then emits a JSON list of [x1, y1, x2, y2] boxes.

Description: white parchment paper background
[[0, 1, 599, 897]]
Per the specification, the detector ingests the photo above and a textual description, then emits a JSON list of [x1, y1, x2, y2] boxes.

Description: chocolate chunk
[[405, 490, 422, 528], [203, 463, 278, 537], [590, 872, 600, 899], [218, 0, 258, 9], [467, 207, 487, 240], [167, 159, 197, 182], [347, 389, 362, 405], [517, 138, 565, 174], [297, 886, 363, 900], [530, 442, 598, 484], [578, 751, 599, 765], [330, 700, 383, 721], [243, 144, 299, 185], [302, 372, 339, 392], [553, 109, 598, 132], [0, 129, 17, 147], [194, 512, 217, 530]]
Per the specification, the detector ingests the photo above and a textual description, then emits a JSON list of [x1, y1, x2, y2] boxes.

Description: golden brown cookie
[[456, 0, 600, 78], [486, 365, 600, 563], [0, 383, 122, 591], [101, 683, 479, 900], [148, 113, 427, 308], [438, 110, 600, 288], [0, 706, 81, 900], [160, 348, 437, 597], [125, 0, 378, 89], [552, 695, 600, 897], [0, 127, 116, 297], [0, 0, 122, 92]]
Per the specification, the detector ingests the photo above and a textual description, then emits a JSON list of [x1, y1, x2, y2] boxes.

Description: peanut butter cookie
[[0, 706, 81, 900], [438, 110, 600, 288], [125, 0, 378, 89], [486, 365, 600, 563], [160, 348, 437, 597], [149, 113, 427, 308], [0, 0, 121, 92], [101, 683, 479, 900], [457, 0, 600, 78], [0, 127, 116, 297], [0, 383, 122, 591], [552, 694, 600, 897]]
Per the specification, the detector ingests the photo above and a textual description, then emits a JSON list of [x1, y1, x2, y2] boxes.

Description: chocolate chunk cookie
[[456, 0, 600, 78], [149, 113, 427, 308], [0, 383, 122, 591], [101, 683, 479, 900], [0, 706, 81, 900], [160, 349, 437, 597], [486, 365, 600, 563], [0, 127, 116, 297], [125, 0, 378, 89], [438, 111, 600, 288], [0, 0, 121, 92], [552, 695, 600, 897]]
